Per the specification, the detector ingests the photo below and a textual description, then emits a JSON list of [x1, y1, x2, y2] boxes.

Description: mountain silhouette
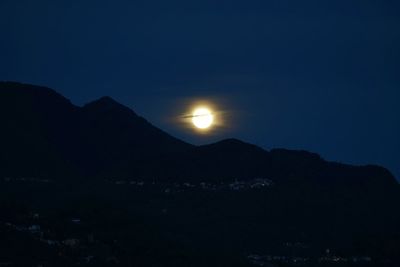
[[0, 82, 192, 179], [0, 81, 397, 189], [1, 82, 400, 266]]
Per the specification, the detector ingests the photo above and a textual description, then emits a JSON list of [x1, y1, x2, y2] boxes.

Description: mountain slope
[[0, 81, 397, 190], [0, 82, 80, 178], [1, 81, 400, 266], [0, 82, 192, 178]]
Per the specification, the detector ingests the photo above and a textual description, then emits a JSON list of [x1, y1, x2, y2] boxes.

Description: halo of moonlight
[[192, 107, 214, 129]]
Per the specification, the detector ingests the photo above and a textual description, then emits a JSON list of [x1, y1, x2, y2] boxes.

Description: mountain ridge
[[1, 81, 400, 266], [0, 81, 397, 188]]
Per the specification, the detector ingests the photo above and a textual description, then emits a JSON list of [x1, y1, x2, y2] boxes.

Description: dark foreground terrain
[[1, 178, 400, 267], [1, 82, 399, 266]]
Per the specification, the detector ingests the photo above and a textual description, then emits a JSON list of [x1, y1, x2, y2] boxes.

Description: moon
[[192, 107, 214, 129]]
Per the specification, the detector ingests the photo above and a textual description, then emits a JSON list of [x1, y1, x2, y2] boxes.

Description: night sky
[[1, 0, 399, 180]]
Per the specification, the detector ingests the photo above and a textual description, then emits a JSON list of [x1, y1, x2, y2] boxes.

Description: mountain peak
[[95, 96, 117, 104], [216, 138, 245, 145], [85, 96, 121, 107], [207, 138, 266, 152], [83, 96, 138, 117]]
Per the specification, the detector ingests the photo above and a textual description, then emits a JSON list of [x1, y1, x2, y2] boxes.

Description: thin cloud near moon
[[164, 95, 238, 138]]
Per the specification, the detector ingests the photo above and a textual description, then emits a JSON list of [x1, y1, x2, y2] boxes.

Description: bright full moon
[[192, 107, 214, 129]]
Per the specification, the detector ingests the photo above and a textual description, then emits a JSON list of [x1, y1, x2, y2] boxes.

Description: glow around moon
[[192, 107, 214, 129], [178, 99, 227, 134]]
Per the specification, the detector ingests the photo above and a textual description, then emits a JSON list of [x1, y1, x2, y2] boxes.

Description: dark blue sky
[[1, 0, 399, 180]]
